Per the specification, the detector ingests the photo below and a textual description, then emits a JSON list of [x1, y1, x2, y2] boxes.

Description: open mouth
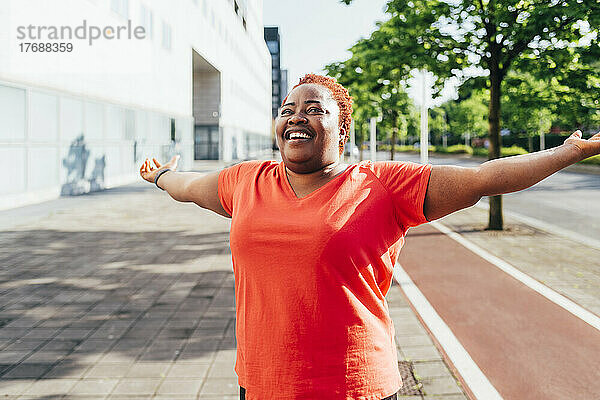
[[285, 129, 313, 143]]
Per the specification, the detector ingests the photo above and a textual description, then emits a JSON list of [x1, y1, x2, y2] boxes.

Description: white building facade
[[0, 0, 272, 209]]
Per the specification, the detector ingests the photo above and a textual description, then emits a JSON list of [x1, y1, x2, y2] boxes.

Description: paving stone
[[0, 352, 31, 364], [199, 377, 239, 395], [55, 328, 94, 340], [107, 397, 149, 400], [44, 361, 91, 378], [166, 363, 210, 379], [0, 328, 30, 339], [22, 378, 78, 396], [73, 339, 116, 353], [3, 319, 38, 328], [96, 352, 137, 364], [23, 351, 70, 363], [84, 363, 132, 379], [206, 361, 237, 379], [412, 361, 453, 379], [124, 362, 171, 378], [0, 379, 34, 395], [156, 378, 203, 395], [420, 376, 463, 396], [2, 339, 47, 352], [212, 348, 236, 363], [63, 352, 105, 364], [401, 346, 444, 361], [2, 363, 53, 379], [21, 328, 60, 339], [396, 334, 434, 347], [110, 378, 162, 395], [39, 339, 81, 351], [68, 378, 119, 395]]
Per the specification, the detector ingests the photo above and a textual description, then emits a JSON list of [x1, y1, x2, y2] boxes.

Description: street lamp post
[[349, 119, 356, 163], [370, 117, 377, 162], [420, 69, 429, 164]]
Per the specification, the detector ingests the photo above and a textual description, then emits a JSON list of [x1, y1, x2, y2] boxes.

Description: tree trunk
[[391, 126, 398, 161], [487, 60, 503, 230]]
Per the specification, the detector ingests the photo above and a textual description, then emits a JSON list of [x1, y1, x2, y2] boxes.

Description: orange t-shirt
[[218, 160, 432, 400]]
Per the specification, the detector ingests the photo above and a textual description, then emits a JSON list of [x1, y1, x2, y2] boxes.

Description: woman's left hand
[[564, 130, 600, 160], [140, 155, 180, 183]]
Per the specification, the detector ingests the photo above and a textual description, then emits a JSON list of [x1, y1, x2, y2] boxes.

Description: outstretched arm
[[140, 156, 230, 218], [424, 131, 600, 221]]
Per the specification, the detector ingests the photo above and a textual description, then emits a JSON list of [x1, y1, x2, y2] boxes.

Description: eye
[[307, 107, 323, 113], [280, 109, 292, 115]]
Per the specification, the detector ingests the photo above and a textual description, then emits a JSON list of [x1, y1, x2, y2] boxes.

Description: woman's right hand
[[140, 155, 180, 183]]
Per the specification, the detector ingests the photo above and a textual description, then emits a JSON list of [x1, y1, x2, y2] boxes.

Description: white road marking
[[431, 220, 600, 332], [393, 264, 504, 400], [474, 202, 600, 251]]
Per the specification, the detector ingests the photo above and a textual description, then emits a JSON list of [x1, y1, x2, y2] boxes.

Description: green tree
[[429, 107, 448, 147], [326, 40, 417, 161], [446, 90, 489, 143], [501, 72, 557, 150], [340, 0, 599, 229]]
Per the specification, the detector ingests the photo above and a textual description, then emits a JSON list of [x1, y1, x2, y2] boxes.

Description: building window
[[170, 118, 176, 141], [162, 21, 171, 50], [111, 0, 129, 19], [267, 40, 278, 53], [140, 5, 153, 39], [0, 84, 26, 142]]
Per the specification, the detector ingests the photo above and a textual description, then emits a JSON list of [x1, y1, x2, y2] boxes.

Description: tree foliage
[[337, 0, 599, 229], [325, 38, 419, 160]]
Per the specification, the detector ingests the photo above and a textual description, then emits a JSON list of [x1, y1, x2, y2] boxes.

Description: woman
[[140, 74, 600, 400]]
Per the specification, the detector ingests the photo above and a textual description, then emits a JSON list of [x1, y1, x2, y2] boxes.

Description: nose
[[288, 113, 308, 125]]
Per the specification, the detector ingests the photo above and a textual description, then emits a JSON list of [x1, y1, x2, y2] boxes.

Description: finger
[[590, 131, 600, 140], [153, 158, 161, 168]]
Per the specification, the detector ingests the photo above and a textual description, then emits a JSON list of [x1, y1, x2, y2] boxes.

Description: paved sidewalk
[[0, 167, 466, 399]]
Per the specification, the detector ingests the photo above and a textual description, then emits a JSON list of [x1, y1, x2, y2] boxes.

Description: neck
[[285, 160, 346, 185]]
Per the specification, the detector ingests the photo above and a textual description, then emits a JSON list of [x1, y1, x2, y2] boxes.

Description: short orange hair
[[283, 74, 353, 154]]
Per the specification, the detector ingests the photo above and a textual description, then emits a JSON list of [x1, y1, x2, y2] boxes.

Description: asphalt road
[[371, 151, 600, 243]]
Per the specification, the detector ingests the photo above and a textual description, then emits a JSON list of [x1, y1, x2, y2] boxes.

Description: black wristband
[[154, 168, 172, 190]]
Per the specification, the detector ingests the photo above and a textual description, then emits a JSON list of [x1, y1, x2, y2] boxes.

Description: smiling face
[[275, 84, 344, 173]]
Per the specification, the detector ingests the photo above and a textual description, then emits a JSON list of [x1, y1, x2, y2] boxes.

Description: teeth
[[288, 132, 311, 139]]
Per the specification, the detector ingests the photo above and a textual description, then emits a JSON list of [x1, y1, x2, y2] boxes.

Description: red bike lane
[[398, 223, 600, 400]]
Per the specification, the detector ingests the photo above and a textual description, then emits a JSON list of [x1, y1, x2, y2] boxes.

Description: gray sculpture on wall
[[61, 134, 106, 195], [89, 155, 106, 192]]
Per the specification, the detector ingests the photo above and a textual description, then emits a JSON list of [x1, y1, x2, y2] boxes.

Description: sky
[[262, 0, 454, 107], [263, 0, 389, 92]]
